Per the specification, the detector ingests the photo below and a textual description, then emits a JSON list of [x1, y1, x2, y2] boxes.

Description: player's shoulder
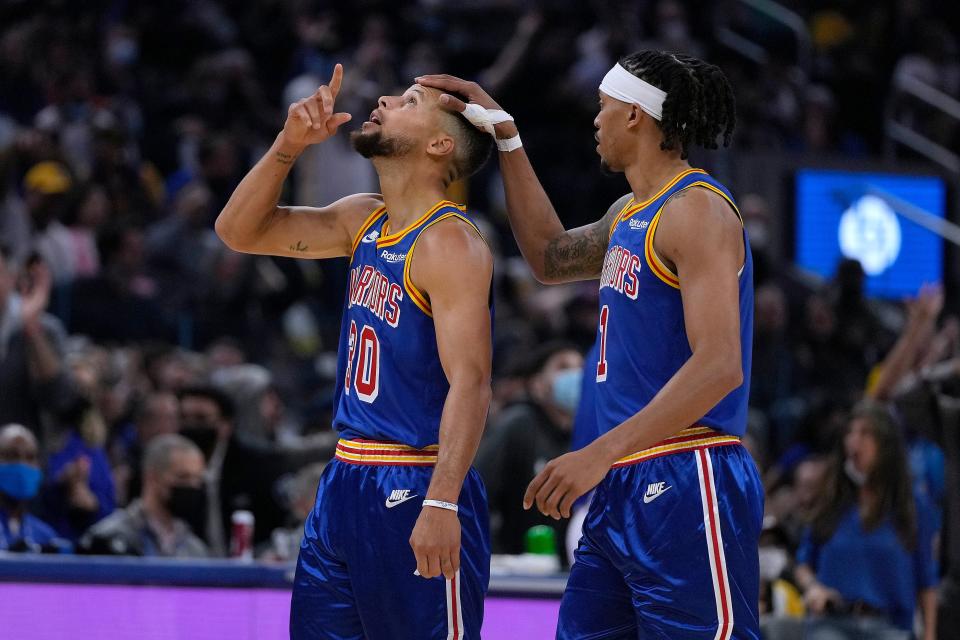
[[414, 213, 492, 273], [338, 193, 384, 220], [662, 183, 741, 234], [607, 192, 635, 217], [334, 193, 384, 244]]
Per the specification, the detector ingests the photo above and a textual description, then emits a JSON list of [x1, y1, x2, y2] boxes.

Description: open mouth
[[369, 111, 382, 125]]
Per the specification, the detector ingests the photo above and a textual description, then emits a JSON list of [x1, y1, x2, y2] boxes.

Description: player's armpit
[[541, 192, 632, 284], [219, 193, 382, 259]]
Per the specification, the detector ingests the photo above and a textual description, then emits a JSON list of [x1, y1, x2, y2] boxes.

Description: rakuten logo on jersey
[[380, 249, 407, 263], [599, 245, 642, 300], [348, 265, 403, 327]]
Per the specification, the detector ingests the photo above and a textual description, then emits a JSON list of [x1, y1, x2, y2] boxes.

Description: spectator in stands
[[257, 461, 326, 563], [79, 433, 207, 557], [476, 342, 583, 556], [0, 423, 70, 552], [889, 357, 960, 640], [795, 401, 938, 640], [22, 161, 75, 285], [55, 221, 174, 343], [178, 385, 287, 555], [0, 246, 77, 440], [112, 391, 180, 506], [41, 397, 116, 542]]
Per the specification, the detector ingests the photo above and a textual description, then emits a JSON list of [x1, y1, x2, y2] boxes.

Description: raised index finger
[[329, 63, 343, 99]]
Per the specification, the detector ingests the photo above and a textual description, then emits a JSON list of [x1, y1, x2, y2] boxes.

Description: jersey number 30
[[345, 321, 380, 402]]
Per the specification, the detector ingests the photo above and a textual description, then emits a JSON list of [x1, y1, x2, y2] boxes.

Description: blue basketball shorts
[[290, 439, 491, 640], [559, 427, 764, 639]]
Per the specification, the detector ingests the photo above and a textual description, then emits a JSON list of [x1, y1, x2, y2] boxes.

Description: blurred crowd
[[1, 1, 959, 638]]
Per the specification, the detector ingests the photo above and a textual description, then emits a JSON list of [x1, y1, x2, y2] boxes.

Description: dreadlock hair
[[618, 51, 736, 159]]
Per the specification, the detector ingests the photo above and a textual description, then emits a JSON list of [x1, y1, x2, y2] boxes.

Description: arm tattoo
[[543, 223, 610, 280], [275, 151, 294, 165], [288, 240, 309, 252], [542, 194, 631, 281]]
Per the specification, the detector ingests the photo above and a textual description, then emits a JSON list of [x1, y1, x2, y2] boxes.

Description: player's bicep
[[415, 227, 493, 384], [238, 194, 381, 259], [541, 193, 632, 283], [659, 192, 743, 358]]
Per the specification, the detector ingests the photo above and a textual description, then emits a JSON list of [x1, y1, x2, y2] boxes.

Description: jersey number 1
[[345, 320, 380, 403], [596, 304, 609, 382]]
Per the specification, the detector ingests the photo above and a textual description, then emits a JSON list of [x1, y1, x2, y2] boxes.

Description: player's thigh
[[350, 467, 489, 640], [631, 445, 763, 640], [557, 530, 637, 640], [290, 462, 363, 639]]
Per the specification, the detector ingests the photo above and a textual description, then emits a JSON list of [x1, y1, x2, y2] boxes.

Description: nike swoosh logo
[[385, 494, 418, 509], [643, 485, 672, 504]]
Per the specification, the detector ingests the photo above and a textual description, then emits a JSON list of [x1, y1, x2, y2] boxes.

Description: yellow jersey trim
[[377, 200, 463, 248], [618, 168, 707, 225], [350, 206, 388, 256], [611, 426, 740, 468], [642, 180, 742, 289], [402, 212, 484, 317], [644, 205, 681, 289], [335, 439, 440, 466], [607, 198, 641, 240], [684, 181, 743, 225]]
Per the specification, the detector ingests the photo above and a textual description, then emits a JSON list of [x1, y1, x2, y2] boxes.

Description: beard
[[599, 157, 619, 176], [350, 129, 414, 159]]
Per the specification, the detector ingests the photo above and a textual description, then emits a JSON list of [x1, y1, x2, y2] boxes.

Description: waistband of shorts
[[335, 439, 438, 466], [610, 426, 740, 469]]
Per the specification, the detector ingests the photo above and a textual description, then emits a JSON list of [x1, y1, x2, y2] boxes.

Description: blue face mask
[[551, 368, 583, 414], [0, 463, 43, 501]]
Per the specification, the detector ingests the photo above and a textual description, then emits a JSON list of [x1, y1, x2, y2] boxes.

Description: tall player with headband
[[419, 50, 761, 639], [216, 64, 496, 639]]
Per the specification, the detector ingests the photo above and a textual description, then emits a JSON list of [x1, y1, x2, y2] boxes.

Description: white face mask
[[844, 459, 867, 486], [758, 547, 789, 581]]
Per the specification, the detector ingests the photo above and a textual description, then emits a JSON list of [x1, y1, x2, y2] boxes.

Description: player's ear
[[426, 133, 455, 160], [625, 103, 644, 129]]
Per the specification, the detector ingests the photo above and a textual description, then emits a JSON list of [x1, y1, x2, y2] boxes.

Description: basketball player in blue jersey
[[420, 50, 762, 639], [215, 64, 495, 639]]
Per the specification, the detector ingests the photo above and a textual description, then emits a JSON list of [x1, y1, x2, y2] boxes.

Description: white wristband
[[496, 134, 522, 152], [461, 103, 521, 152], [422, 499, 459, 513]]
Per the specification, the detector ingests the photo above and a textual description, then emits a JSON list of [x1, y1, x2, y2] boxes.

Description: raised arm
[[406, 219, 493, 580], [523, 187, 746, 518], [867, 284, 943, 401], [417, 74, 623, 284], [215, 64, 380, 259]]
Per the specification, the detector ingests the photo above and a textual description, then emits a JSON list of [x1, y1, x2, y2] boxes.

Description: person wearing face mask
[[795, 402, 938, 640], [476, 342, 584, 558], [79, 434, 208, 558], [178, 385, 287, 557], [0, 424, 71, 552]]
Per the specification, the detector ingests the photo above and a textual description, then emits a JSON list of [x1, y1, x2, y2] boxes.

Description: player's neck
[[624, 153, 690, 204], [374, 158, 448, 231]]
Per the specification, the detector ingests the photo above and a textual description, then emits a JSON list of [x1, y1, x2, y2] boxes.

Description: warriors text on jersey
[[332, 200, 490, 449]]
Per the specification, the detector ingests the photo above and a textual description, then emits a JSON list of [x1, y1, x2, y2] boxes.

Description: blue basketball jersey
[[332, 200, 488, 449], [595, 169, 753, 437]]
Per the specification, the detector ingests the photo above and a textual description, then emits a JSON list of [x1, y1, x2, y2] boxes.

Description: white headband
[[599, 63, 667, 121]]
